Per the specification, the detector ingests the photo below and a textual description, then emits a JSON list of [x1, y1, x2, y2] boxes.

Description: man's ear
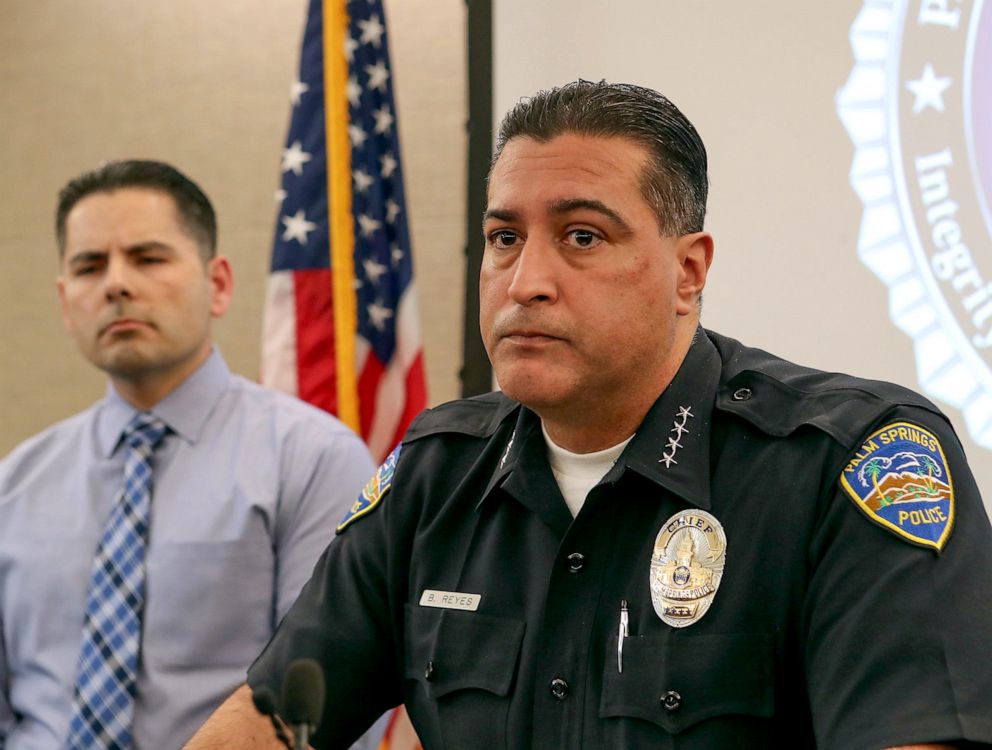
[[56, 275, 75, 334], [207, 255, 234, 317], [675, 231, 713, 316]]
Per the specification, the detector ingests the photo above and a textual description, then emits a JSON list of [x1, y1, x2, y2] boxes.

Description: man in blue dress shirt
[[0, 160, 375, 748]]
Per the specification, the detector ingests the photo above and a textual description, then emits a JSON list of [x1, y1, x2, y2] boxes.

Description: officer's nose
[[507, 240, 559, 306]]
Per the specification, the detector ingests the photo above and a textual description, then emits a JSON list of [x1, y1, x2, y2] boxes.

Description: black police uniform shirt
[[248, 329, 992, 749]]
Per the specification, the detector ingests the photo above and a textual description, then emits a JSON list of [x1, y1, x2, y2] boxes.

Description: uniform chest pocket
[[600, 632, 775, 736], [404, 605, 525, 750]]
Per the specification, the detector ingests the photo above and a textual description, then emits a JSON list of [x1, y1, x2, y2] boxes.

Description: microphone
[[281, 658, 325, 750], [252, 685, 293, 750]]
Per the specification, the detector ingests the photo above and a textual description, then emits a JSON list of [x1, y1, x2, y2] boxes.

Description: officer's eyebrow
[[483, 200, 634, 236], [482, 207, 518, 224], [548, 198, 633, 236]]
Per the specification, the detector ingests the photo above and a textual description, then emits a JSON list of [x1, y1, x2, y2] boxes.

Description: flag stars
[[344, 36, 359, 62], [367, 300, 394, 331], [349, 124, 368, 148], [365, 61, 389, 92], [281, 209, 317, 245], [363, 257, 388, 284], [391, 244, 404, 266], [281, 140, 312, 175], [274, 189, 287, 204], [380, 153, 397, 178], [353, 169, 374, 193], [358, 14, 385, 47], [347, 76, 362, 107], [906, 64, 952, 114], [290, 80, 309, 106], [357, 213, 382, 237], [385, 199, 400, 223], [373, 105, 394, 134]]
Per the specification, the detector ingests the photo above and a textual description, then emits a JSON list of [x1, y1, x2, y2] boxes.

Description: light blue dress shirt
[[0, 350, 375, 749]]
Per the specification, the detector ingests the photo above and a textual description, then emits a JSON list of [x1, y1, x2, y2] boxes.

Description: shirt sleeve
[[0, 611, 12, 741], [250, 443, 411, 748], [272, 418, 377, 621], [804, 405, 992, 749]]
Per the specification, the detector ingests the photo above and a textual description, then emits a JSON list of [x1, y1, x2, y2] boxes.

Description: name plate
[[419, 589, 481, 611]]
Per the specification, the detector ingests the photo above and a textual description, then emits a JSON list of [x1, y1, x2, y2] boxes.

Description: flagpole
[[324, 0, 360, 432]]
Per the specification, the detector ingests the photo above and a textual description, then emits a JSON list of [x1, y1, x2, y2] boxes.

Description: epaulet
[[707, 330, 946, 447], [403, 391, 520, 443]]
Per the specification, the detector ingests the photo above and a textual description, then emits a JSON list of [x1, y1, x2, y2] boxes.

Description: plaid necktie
[[66, 412, 168, 750]]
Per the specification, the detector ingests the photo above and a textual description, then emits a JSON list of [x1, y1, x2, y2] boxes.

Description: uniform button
[[661, 690, 682, 712], [549, 677, 570, 701], [424, 660, 435, 680], [566, 552, 585, 572], [732, 387, 753, 401]]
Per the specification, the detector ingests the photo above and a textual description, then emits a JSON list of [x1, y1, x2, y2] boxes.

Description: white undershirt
[[542, 423, 634, 517]]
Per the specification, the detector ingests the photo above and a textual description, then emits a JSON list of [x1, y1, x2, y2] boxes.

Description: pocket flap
[[404, 604, 525, 700], [600, 632, 774, 734]]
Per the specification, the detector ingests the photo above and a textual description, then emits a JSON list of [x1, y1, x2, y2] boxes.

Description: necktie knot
[[123, 412, 168, 452]]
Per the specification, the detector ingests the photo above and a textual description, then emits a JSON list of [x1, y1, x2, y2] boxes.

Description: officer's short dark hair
[[56, 159, 217, 260], [493, 80, 709, 236]]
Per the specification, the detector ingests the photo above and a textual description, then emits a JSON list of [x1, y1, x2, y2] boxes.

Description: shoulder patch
[[839, 422, 954, 551], [337, 444, 402, 533]]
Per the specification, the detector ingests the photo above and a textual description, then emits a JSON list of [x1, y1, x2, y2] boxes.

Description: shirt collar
[[478, 408, 574, 537], [478, 329, 720, 516], [618, 329, 719, 509], [96, 348, 231, 457]]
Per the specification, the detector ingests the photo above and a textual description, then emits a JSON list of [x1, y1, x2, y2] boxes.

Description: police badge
[[650, 510, 727, 628]]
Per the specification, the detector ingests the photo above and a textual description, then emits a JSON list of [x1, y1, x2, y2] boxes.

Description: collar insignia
[[840, 421, 954, 551], [499, 429, 516, 470], [659, 406, 694, 468]]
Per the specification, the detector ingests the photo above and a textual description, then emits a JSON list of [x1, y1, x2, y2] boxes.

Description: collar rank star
[[499, 429, 516, 470], [650, 510, 727, 628], [660, 406, 693, 468], [839, 421, 955, 551]]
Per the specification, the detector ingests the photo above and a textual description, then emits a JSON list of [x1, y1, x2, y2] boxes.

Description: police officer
[[186, 81, 992, 749]]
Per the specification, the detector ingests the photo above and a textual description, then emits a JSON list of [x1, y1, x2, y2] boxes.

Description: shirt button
[[424, 660, 435, 680], [566, 552, 585, 572], [661, 690, 682, 712], [732, 387, 753, 401], [550, 677, 570, 701]]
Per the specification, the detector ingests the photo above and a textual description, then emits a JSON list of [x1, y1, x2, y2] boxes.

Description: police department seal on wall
[[837, 0, 992, 449]]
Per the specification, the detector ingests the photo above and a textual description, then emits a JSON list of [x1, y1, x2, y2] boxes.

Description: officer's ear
[[674, 231, 713, 316]]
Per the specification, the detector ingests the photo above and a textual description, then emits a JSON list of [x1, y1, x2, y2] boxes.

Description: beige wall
[[0, 0, 466, 456]]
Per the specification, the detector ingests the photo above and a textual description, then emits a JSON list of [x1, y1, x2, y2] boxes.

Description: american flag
[[262, 0, 427, 465], [262, 2, 424, 743]]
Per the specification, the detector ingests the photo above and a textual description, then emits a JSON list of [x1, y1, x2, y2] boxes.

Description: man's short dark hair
[[55, 160, 217, 259], [493, 80, 709, 236]]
